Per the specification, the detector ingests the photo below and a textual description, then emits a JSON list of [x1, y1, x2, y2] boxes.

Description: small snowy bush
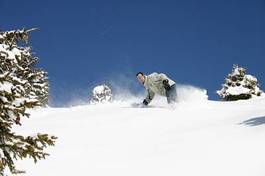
[[217, 65, 263, 101], [90, 84, 113, 104]]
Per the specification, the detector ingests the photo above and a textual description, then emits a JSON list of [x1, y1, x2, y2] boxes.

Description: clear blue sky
[[1, 0, 264, 106]]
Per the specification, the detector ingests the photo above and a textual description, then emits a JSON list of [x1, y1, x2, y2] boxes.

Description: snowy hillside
[[14, 87, 265, 176]]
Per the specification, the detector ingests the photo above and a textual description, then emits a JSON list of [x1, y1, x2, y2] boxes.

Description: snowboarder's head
[[136, 72, 145, 84]]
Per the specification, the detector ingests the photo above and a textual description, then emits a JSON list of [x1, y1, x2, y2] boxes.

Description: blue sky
[[1, 0, 264, 106]]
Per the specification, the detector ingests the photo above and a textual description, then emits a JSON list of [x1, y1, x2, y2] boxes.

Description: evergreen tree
[[0, 28, 56, 175], [217, 65, 263, 101], [90, 84, 113, 104]]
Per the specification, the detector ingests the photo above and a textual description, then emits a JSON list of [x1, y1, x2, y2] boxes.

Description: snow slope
[[14, 93, 265, 176]]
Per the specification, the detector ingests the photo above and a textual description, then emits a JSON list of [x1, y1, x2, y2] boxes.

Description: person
[[136, 72, 177, 106]]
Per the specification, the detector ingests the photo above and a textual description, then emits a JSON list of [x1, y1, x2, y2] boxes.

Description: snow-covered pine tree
[[90, 84, 113, 104], [0, 28, 56, 175], [217, 65, 263, 101]]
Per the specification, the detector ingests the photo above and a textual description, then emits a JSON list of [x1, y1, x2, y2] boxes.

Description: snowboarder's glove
[[143, 99, 149, 106], [163, 79, 171, 91]]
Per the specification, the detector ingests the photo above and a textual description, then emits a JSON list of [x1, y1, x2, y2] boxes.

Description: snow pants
[[166, 84, 177, 104]]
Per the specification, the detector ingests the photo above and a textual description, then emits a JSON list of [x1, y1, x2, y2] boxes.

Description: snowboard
[[130, 102, 148, 108]]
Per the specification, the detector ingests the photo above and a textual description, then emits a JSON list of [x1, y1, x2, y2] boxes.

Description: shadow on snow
[[240, 116, 265, 127]]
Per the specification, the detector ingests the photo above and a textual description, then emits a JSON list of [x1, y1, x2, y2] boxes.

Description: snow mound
[[13, 96, 265, 176]]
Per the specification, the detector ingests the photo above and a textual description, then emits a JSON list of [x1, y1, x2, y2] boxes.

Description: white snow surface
[[93, 85, 107, 94], [14, 93, 265, 176], [0, 81, 13, 93], [225, 86, 251, 95], [245, 74, 258, 82]]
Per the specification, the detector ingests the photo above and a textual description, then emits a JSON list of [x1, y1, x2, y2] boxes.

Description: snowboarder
[[136, 72, 177, 106]]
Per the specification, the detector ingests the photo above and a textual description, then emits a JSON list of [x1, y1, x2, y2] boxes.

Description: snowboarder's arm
[[144, 89, 155, 105], [156, 73, 171, 90], [151, 72, 169, 82], [158, 73, 169, 81], [158, 73, 176, 88]]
